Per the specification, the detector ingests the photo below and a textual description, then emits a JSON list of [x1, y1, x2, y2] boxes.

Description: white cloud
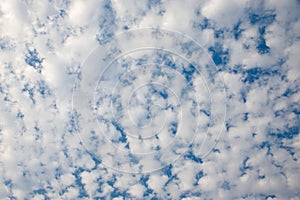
[[201, 0, 246, 28], [147, 174, 168, 193], [0, 0, 299, 199]]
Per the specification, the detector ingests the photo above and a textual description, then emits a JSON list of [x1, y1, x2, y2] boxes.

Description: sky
[[0, 0, 299, 199]]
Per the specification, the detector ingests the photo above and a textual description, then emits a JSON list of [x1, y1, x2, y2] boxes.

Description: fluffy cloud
[[0, 0, 299, 199]]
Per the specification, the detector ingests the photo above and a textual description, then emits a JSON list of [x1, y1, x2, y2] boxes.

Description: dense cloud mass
[[0, 0, 299, 199]]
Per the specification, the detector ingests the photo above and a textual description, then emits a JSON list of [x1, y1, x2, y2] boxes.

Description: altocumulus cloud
[[0, 0, 299, 199]]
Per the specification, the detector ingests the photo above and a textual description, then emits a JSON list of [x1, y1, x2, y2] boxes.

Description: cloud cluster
[[0, 0, 299, 199]]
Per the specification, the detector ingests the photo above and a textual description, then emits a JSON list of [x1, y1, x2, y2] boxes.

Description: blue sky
[[0, 0, 299, 199]]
